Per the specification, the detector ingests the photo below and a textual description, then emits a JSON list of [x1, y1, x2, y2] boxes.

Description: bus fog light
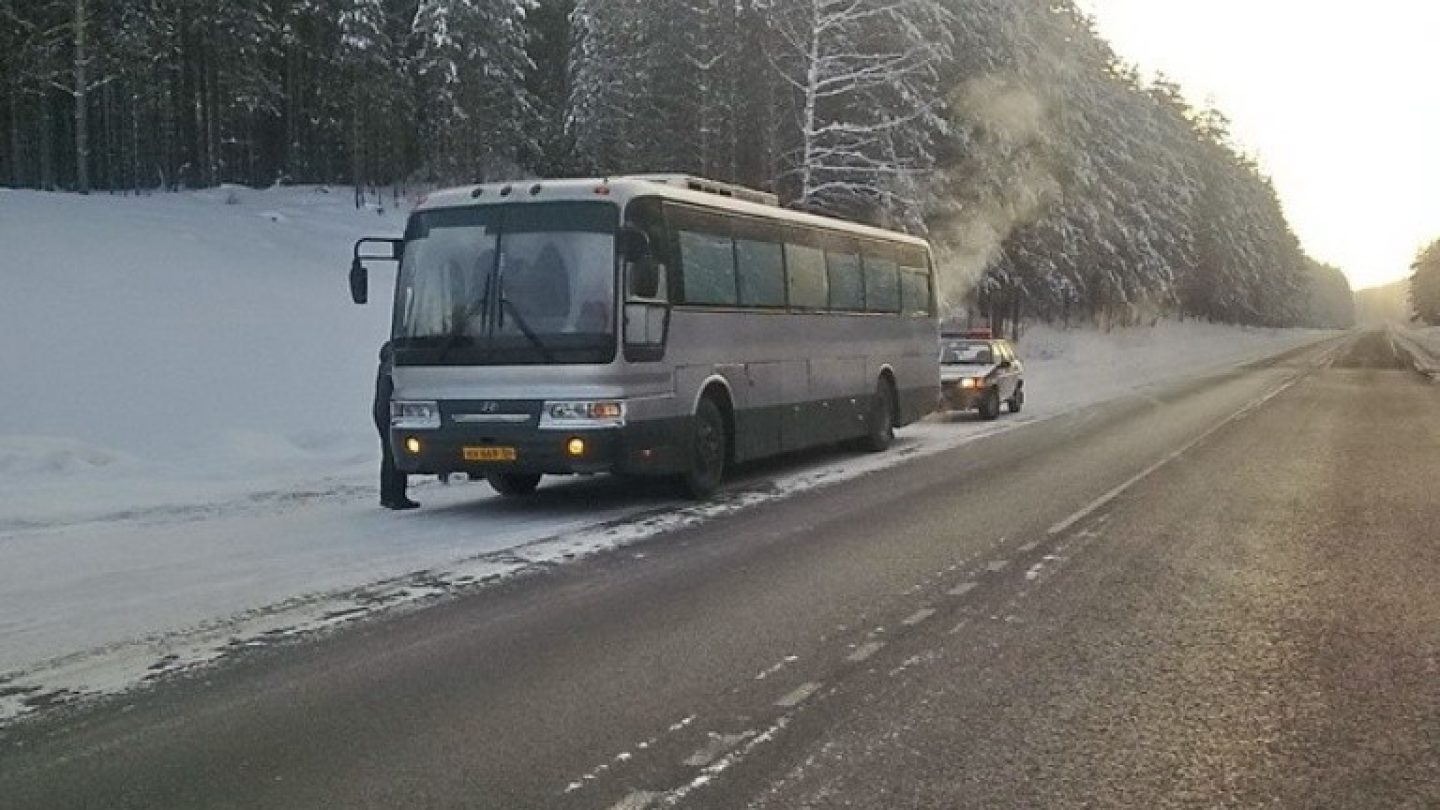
[[567, 437, 587, 457], [404, 437, 422, 455]]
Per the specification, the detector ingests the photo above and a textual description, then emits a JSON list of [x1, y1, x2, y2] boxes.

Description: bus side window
[[863, 254, 900, 313], [897, 244, 933, 316], [669, 205, 738, 307], [732, 216, 786, 308], [900, 269, 930, 315], [826, 251, 864, 312], [784, 228, 829, 310]]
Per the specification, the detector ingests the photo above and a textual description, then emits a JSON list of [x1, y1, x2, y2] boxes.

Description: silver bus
[[350, 175, 939, 498]]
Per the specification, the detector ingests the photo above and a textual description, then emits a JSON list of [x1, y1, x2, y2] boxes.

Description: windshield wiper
[[499, 296, 556, 364], [435, 274, 492, 364]]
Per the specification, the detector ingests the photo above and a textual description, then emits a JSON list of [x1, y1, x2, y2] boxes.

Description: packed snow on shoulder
[[1392, 324, 1440, 378], [0, 185, 401, 530]]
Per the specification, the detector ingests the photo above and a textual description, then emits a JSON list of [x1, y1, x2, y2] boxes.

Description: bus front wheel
[[488, 472, 542, 497], [681, 397, 727, 499]]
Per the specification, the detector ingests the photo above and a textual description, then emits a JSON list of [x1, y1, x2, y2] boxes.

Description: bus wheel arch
[[681, 382, 733, 499]]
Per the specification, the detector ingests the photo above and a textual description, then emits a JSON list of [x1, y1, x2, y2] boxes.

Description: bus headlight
[[391, 400, 441, 429], [540, 400, 626, 429]]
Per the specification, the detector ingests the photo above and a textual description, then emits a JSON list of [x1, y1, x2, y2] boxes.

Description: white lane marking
[[683, 731, 753, 768], [1018, 541, 1039, 553], [985, 560, 1010, 573], [847, 641, 885, 662], [948, 581, 978, 597], [948, 618, 971, 635], [659, 717, 790, 804], [902, 608, 937, 627], [608, 790, 660, 810], [753, 655, 799, 681], [1048, 375, 1302, 536], [775, 681, 823, 708]]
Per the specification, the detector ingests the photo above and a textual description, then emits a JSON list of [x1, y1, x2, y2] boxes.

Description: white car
[[939, 333, 1025, 419]]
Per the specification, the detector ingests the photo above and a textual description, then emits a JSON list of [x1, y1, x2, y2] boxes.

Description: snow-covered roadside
[[0, 186, 1336, 725], [0, 321, 1331, 725], [1, 185, 401, 532], [1393, 324, 1440, 379]]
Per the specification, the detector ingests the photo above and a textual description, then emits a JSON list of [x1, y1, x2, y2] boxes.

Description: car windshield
[[393, 202, 618, 364], [942, 340, 994, 365]]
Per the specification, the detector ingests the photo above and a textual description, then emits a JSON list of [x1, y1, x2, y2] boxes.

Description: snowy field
[[0, 186, 1333, 724]]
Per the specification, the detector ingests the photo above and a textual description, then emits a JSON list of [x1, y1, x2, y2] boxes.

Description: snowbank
[[1393, 324, 1440, 378], [1, 185, 402, 529]]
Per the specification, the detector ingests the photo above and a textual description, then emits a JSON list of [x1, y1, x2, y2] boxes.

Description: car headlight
[[540, 400, 626, 430], [391, 400, 440, 429], [960, 378, 986, 389]]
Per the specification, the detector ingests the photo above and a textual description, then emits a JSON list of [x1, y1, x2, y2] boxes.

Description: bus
[[350, 175, 939, 499]]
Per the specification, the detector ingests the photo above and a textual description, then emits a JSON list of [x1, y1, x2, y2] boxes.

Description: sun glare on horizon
[[1080, 0, 1440, 291]]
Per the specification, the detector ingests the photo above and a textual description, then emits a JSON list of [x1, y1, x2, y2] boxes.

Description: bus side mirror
[[618, 227, 651, 263], [629, 258, 661, 300], [349, 258, 368, 305], [621, 228, 662, 300]]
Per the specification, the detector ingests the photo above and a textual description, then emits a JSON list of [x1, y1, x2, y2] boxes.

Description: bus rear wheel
[[488, 472, 542, 497], [680, 397, 727, 499], [861, 379, 896, 452]]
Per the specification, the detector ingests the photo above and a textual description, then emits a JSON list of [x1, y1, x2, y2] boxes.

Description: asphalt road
[[3, 330, 1438, 809]]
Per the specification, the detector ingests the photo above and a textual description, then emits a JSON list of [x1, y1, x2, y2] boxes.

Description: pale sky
[[1079, 0, 1440, 290]]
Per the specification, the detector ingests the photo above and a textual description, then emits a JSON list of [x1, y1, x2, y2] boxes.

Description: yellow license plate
[[463, 446, 517, 462]]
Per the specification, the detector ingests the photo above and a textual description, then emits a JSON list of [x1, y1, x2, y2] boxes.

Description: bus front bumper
[[390, 420, 688, 478]]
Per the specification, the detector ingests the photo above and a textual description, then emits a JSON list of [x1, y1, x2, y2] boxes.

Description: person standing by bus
[[375, 341, 419, 510]]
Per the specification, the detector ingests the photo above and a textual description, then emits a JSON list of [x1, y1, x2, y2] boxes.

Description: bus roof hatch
[[624, 174, 780, 207]]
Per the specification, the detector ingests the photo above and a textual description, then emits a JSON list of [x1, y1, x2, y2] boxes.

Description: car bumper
[[940, 383, 991, 411]]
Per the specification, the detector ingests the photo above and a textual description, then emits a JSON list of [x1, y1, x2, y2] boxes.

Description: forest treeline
[[1, 0, 1354, 329], [1411, 239, 1440, 326]]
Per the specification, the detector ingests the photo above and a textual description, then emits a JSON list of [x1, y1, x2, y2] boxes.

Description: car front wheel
[[979, 389, 1002, 421]]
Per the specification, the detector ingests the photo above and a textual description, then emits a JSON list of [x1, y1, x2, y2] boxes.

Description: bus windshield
[[393, 202, 618, 364]]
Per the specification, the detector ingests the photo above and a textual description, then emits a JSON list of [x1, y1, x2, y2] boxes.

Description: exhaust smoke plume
[[931, 77, 1062, 314]]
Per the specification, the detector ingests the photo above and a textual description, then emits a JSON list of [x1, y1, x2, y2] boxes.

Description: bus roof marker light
[[529, 184, 542, 196], [470, 187, 484, 198], [500, 185, 513, 197], [593, 185, 611, 196]]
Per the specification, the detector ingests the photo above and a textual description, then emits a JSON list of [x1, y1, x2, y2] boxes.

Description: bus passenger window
[[826, 251, 864, 311], [678, 230, 738, 306], [864, 257, 900, 313], [900, 269, 932, 315], [736, 239, 786, 307], [785, 243, 828, 310]]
